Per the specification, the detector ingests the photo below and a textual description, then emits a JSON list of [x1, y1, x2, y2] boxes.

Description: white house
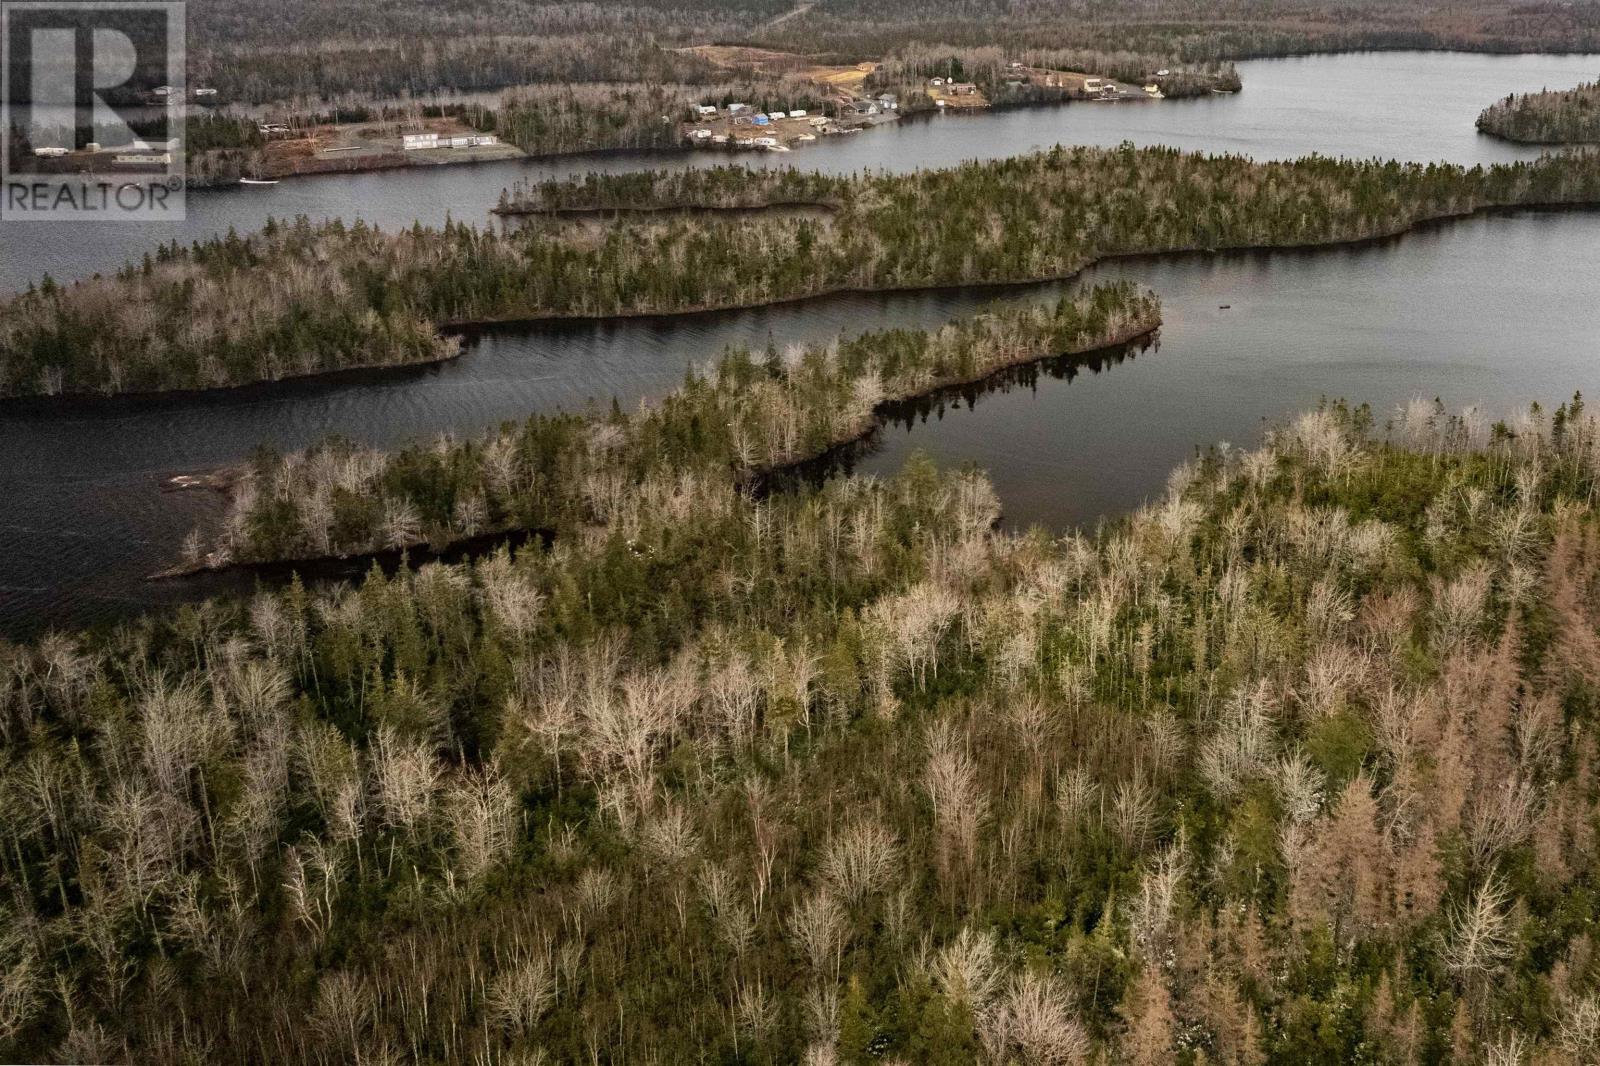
[[696, 105, 718, 116], [788, 109, 807, 118], [402, 132, 439, 150]]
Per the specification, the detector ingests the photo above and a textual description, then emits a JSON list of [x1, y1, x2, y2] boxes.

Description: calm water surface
[[3, 51, 1600, 636]]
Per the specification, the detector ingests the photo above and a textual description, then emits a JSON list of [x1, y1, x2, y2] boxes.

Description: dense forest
[[9, 146, 1600, 398], [761, 0, 1600, 62], [1478, 82, 1600, 144], [171, 0, 1600, 106], [6, 394, 1600, 1062], [185, 285, 1158, 568]]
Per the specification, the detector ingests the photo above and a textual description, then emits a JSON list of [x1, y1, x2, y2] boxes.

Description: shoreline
[[0, 343, 466, 412], [1474, 124, 1600, 147], [200, 141, 689, 189], [149, 527, 553, 582], [493, 199, 841, 218]]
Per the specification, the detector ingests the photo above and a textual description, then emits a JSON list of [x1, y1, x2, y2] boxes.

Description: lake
[[2, 50, 1599, 636]]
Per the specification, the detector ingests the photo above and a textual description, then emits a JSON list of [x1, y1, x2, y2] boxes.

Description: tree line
[[864, 44, 1239, 102], [5, 393, 1600, 1061], [10, 146, 1600, 398]]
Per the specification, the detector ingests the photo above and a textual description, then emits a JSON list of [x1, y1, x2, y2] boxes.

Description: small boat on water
[[239, 177, 279, 185]]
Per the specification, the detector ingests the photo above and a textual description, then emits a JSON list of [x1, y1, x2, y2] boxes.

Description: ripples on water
[[4, 52, 1600, 636]]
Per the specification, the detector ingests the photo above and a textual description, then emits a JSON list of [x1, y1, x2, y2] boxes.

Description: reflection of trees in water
[[772, 332, 1159, 493], [883, 332, 1157, 430]]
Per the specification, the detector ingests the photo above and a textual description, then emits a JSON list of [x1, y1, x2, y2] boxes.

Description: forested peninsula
[[7, 146, 1600, 398], [1477, 82, 1600, 144], [8, 396, 1600, 1062], [179, 285, 1159, 569]]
